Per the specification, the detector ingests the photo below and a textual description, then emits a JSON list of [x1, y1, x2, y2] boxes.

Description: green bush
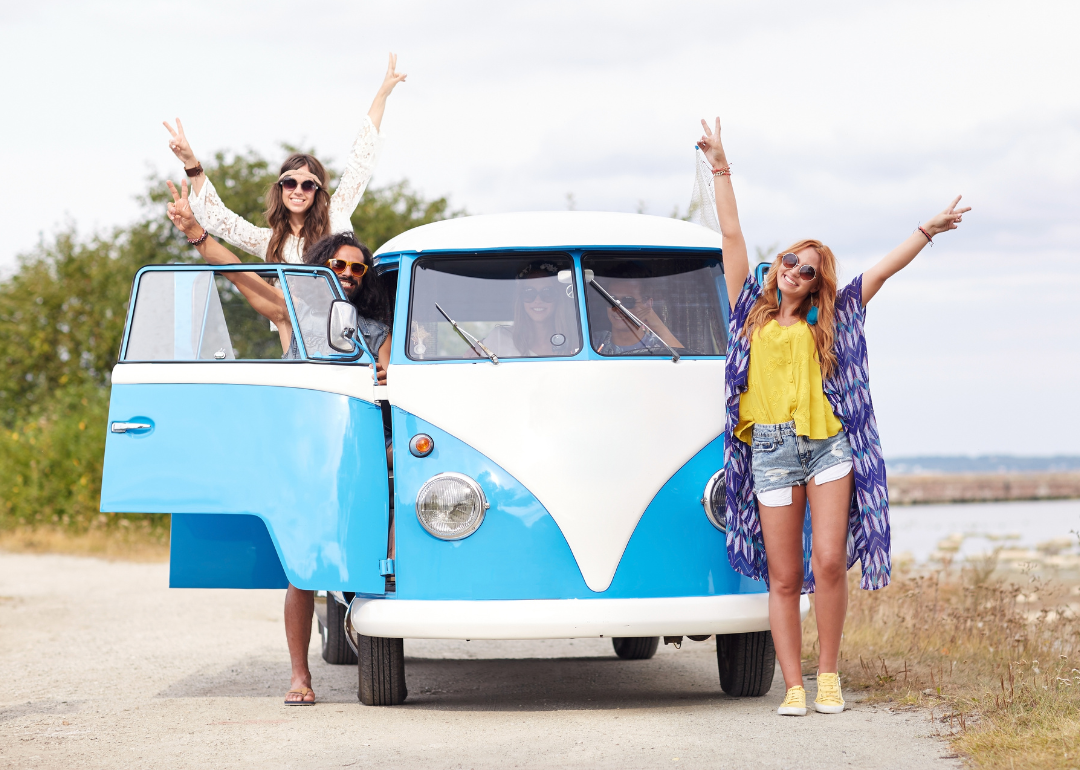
[[0, 147, 459, 536]]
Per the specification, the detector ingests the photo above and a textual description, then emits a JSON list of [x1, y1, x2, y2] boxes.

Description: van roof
[[373, 211, 724, 256]]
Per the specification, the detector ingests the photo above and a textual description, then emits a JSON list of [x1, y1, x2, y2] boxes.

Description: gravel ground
[[0, 551, 962, 769]]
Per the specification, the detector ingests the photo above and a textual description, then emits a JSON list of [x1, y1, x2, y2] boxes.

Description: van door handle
[[111, 422, 152, 434]]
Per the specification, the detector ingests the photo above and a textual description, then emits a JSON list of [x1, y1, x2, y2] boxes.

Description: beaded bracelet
[[187, 229, 209, 246], [917, 226, 933, 246], [712, 166, 732, 177]]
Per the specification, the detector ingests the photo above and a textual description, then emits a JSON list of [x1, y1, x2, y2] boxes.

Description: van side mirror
[[327, 300, 359, 353]]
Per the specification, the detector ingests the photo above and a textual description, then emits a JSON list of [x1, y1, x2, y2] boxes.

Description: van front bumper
[[350, 593, 808, 640]]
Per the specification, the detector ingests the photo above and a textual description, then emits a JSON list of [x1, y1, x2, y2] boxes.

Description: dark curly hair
[[303, 232, 391, 324]]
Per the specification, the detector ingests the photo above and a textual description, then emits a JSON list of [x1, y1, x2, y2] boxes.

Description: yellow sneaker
[[777, 685, 807, 716], [814, 672, 845, 713]]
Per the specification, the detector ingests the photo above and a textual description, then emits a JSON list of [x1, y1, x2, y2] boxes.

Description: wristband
[[185, 163, 204, 178], [917, 226, 933, 246], [187, 229, 209, 245], [712, 165, 732, 177]]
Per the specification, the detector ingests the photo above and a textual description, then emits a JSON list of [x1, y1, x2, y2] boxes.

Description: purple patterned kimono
[[723, 273, 891, 593]]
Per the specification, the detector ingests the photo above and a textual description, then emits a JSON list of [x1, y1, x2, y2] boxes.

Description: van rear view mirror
[[327, 300, 359, 353], [557, 270, 572, 284]]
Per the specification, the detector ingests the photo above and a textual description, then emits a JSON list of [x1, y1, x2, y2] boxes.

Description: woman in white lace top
[[163, 54, 406, 264]]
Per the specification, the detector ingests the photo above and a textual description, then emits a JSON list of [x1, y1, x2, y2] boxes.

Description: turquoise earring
[[776, 287, 782, 306], [807, 295, 819, 325]]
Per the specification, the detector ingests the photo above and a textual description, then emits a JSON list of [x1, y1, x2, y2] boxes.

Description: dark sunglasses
[[280, 177, 320, 193], [781, 252, 817, 281], [615, 295, 647, 310], [326, 258, 369, 277], [521, 286, 559, 303]]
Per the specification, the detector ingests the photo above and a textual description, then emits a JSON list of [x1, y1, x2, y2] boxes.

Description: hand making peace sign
[[165, 179, 200, 239], [163, 119, 197, 168]]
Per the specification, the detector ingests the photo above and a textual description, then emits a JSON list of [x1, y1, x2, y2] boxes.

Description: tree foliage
[[0, 148, 460, 534]]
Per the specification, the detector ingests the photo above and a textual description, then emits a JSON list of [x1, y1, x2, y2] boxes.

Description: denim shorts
[[750, 421, 853, 495]]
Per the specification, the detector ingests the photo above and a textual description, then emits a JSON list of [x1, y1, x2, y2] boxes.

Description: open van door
[[100, 265, 390, 593]]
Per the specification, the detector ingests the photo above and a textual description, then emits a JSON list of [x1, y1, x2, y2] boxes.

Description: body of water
[[889, 498, 1080, 563]]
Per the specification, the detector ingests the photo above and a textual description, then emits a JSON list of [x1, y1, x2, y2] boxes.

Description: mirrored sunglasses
[[781, 252, 817, 281]]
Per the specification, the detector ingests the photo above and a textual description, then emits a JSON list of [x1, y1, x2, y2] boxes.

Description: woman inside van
[[697, 117, 969, 716], [166, 179, 392, 706], [163, 54, 406, 265], [480, 261, 581, 357]]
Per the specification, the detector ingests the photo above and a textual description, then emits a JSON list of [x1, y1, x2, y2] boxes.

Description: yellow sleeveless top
[[734, 319, 843, 445]]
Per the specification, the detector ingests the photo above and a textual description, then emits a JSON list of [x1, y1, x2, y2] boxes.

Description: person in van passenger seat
[[592, 276, 683, 354], [167, 181, 393, 707]]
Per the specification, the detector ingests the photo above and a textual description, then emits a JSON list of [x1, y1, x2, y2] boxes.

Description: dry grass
[[805, 558, 1080, 769], [0, 523, 169, 562]]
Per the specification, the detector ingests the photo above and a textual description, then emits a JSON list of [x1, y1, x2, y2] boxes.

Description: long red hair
[[743, 239, 839, 378]]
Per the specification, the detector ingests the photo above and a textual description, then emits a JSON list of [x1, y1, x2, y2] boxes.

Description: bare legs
[[758, 470, 854, 690], [284, 584, 315, 703], [806, 472, 854, 674]]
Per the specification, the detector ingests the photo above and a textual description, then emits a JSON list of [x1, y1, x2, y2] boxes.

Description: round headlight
[[702, 469, 726, 532], [415, 472, 489, 540]]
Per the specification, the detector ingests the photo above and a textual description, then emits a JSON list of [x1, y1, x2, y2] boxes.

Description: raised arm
[[166, 180, 292, 334], [164, 119, 272, 259], [164, 119, 208, 197], [366, 53, 407, 132], [697, 118, 748, 307], [861, 195, 971, 305], [329, 54, 407, 234]]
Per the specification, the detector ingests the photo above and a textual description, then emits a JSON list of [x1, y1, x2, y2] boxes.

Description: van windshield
[[408, 255, 583, 360], [582, 254, 728, 357]]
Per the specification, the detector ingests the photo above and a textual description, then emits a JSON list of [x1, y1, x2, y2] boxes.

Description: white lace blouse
[[189, 115, 384, 263]]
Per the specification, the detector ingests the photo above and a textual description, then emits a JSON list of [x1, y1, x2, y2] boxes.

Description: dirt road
[[0, 552, 960, 769]]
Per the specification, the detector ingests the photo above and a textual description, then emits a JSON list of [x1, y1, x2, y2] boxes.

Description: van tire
[[611, 637, 660, 660], [357, 635, 407, 705], [716, 631, 776, 696], [320, 596, 357, 665]]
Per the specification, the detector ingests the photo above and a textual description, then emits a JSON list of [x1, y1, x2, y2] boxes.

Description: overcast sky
[[2, 0, 1078, 456]]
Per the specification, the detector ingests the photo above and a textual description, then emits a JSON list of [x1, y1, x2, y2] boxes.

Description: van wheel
[[320, 596, 357, 665], [716, 631, 776, 696], [357, 635, 408, 705], [611, 637, 659, 660]]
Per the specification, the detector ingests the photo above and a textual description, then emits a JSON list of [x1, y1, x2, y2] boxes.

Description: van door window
[[581, 255, 728, 357], [124, 269, 340, 362], [407, 255, 582, 360]]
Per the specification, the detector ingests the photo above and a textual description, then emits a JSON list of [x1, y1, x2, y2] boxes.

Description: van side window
[[124, 269, 312, 361]]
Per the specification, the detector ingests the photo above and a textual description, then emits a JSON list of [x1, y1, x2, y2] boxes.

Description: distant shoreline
[[888, 472, 1080, 505]]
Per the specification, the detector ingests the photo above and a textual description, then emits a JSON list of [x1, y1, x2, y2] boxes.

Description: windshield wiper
[[435, 302, 499, 365], [585, 272, 680, 363]]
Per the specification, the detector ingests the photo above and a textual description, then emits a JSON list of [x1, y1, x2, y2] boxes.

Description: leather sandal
[[284, 687, 315, 706]]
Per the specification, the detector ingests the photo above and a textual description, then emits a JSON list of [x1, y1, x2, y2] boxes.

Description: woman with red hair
[[697, 117, 969, 716]]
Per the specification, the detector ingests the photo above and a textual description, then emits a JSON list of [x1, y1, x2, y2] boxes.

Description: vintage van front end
[[100, 212, 800, 707]]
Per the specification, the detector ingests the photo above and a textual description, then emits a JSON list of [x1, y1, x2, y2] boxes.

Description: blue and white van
[[101, 211, 802, 705]]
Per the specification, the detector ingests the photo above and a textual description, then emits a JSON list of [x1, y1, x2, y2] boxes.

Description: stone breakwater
[[889, 472, 1080, 505]]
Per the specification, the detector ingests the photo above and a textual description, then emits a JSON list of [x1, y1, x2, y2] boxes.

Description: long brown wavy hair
[[743, 239, 839, 378], [264, 153, 331, 264]]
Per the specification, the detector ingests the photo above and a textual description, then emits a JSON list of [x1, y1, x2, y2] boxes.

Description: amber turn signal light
[[409, 434, 434, 457]]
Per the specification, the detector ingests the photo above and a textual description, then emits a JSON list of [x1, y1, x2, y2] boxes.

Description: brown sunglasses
[[326, 258, 369, 277], [781, 252, 817, 281], [280, 177, 319, 193]]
